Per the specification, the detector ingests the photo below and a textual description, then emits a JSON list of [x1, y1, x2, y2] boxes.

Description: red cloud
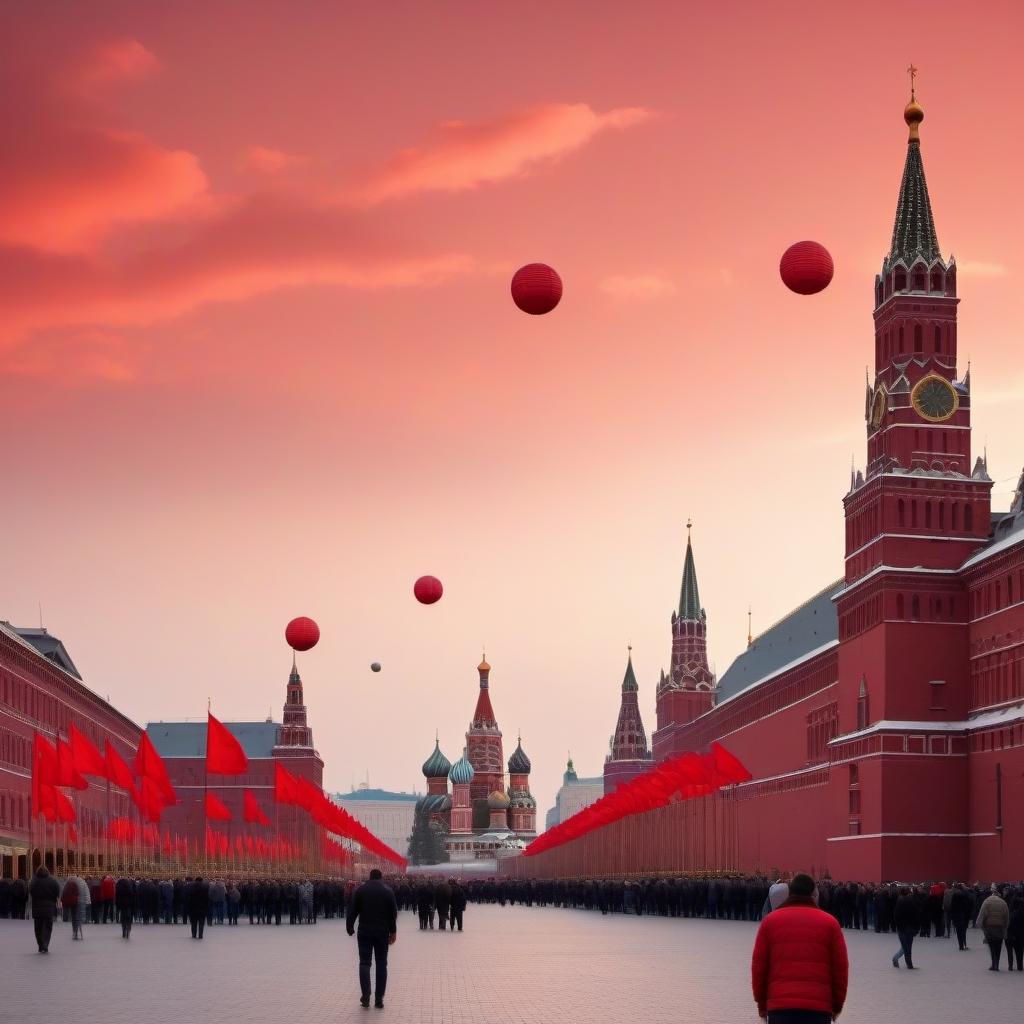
[[353, 102, 655, 203], [0, 196, 472, 356], [0, 41, 207, 253], [242, 145, 308, 173], [70, 39, 161, 90]]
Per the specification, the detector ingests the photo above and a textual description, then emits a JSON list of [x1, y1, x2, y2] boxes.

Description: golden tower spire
[[904, 64, 924, 141]]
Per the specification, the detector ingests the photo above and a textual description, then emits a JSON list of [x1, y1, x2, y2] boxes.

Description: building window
[[849, 819, 862, 836], [896, 272, 907, 292], [914, 324, 923, 352], [898, 499, 905, 527], [952, 503, 959, 530], [898, 324, 905, 350], [911, 594, 921, 620], [849, 789, 862, 814], [934, 325, 942, 352], [925, 502, 932, 528], [896, 594, 905, 619], [911, 501, 918, 527], [965, 504, 974, 532], [930, 680, 946, 710]]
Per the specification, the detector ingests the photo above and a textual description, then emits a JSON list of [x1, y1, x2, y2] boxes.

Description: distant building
[[333, 786, 419, 855], [603, 650, 655, 793], [545, 757, 603, 828]]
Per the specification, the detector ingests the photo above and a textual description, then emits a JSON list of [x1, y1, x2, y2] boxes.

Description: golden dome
[[904, 100, 924, 127], [478, 654, 491, 673]]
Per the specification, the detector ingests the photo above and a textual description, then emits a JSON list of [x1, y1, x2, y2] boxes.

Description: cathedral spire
[[889, 69, 941, 265], [622, 645, 638, 692], [678, 520, 702, 620]]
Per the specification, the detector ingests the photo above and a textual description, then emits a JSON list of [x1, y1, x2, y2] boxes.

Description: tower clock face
[[911, 375, 958, 423]]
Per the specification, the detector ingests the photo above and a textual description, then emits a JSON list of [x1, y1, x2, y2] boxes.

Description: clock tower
[[830, 79, 993, 880]]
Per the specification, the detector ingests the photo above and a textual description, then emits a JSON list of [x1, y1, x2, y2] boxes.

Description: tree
[[407, 810, 449, 865]]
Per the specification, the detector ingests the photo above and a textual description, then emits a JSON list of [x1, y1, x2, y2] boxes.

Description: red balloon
[[779, 241, 834, 295], [285, 616, 320, 652], [511, 263, 562, 315], [413, 575, 443, 605]]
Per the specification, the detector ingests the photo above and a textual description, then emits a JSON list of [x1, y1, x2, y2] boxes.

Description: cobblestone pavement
[[2, 906, 1021, 1024]]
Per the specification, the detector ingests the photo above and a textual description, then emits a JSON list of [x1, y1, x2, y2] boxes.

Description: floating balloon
[[413, 575, 444, 605], [370, 662, 381, 673], [779, 241, 833, 295], [511, 263, 562, 315], [285, 616, 320, 652]]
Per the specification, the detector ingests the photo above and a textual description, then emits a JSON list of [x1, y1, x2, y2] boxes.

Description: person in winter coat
[[892, 886, 922, 968], [99, 874, 115, 923], [762, 878, 790, 918], [751, 873, 849, 1024], [74, 873, 91, 938], [346, 869, 398, 1009], [449, 880, 467, 932], [1005, 896, 1024, 972], [61, 874, 83, 940], [949, 884, 973, 951], [434, 879, 452, 932], [977, 885, 1010, 971], [186, 876, 210, 939], [227, 882, 241, 925], [416, 884, 435, 930], [29, 867, 60, 953], [115, 876, 136, 939]]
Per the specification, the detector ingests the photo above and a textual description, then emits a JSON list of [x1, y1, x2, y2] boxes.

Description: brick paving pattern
[[2, 905, 1020, 1023]]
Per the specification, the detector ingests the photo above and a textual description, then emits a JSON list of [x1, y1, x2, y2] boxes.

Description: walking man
[[346, 869, 398, 1009], [751, 873, 848, 1024], [29, 866, 60, 954], [977, 884, 1009, 971], [892, 886, 921, 968], [449, 879, 467, 932], [187, 875, 210, 939]]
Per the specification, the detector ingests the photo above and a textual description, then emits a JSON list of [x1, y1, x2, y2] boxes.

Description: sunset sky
[[4, 2, 1024, 818]]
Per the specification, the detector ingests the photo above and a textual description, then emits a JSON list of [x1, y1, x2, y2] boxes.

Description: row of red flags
[[523, 742, 752, 857], [31, 715, 405, 867]]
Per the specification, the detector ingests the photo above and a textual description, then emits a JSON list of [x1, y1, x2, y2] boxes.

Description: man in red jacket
[[751, 873, 849, 1023]]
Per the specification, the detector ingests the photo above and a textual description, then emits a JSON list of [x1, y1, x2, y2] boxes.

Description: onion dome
[[510, 792, 536, 809], [487, 790, 511, 809], [449, 749, 475, 786], [421, 739, 452, 780], [508, 738, 531, 774], [478, 654, 491, 673]]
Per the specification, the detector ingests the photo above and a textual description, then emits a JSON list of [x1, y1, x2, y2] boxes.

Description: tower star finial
[[747, 606, 753, 647], [907, 63, 918, 101]]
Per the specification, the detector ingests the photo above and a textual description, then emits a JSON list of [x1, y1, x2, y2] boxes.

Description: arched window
[[952, 503, 959, 530], [931, 271, 943, 292], [898, 498, 905, 527], [965, 504, 974, 532], [911, 594, 921, 620], [914, 324, 923, 352], [897, 594, 905, 618], [896, 271, 907, 291], [939, 502, 945, 529], [913, 270, 926, 291], [934, 325, 942, 352], [911, 501, 918, 527], [925, 501, 932, 528]]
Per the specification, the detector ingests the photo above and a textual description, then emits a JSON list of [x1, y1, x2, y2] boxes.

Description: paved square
[[2, 905, 1020, 1023]]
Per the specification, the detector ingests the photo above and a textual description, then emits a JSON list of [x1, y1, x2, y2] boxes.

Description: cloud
[[600, 274, 676, 300], [353, 102, 656, 203], [0, 196, 473, 353], [4, 330, 137, 383], [0, 43, 208, 253], [70, 39, 161, 90], [242, 145, 307, 174], [956, 260, 1008, 277]]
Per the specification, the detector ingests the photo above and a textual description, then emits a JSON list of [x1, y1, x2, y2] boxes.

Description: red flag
[[134, 776, 166, 823], [294, 776, 321, 812], [52, 786, 76, 823], [69, 723, 107, 778], [31, 732, 60, 817], [218, 832, 229, 856], [206, 713, 249, 775], [243, 789, 271, 825], [104, 739, 135, 790], [134, 733, 176, 804], [245, 835, 255, 855], [56, 737, 88, 790], [206, 791, 232, 821], [68, 824, 79, 845], [273, 762, 299, 804]]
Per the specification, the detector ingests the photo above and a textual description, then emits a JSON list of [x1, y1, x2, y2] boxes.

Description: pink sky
[[3, 2, 1024, 817]]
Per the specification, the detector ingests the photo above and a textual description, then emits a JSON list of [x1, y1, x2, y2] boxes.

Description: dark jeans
[[1007, 939, 1024, 971], [189, 913, 205, 939], [987, 937, 1002, 969], [895, 930, 915, 967], [119, 907, 133, 938], [768, 1013, 833, 1024], [357, 931, 390, 1002], [953, 918, 968, 949], [437, 908, 448, 930], [33, 916, 53, 951], [418, 910, 430, 929], [449, 908, 463, 931]]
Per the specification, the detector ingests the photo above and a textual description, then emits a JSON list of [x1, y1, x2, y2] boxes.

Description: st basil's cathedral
[[413, 657, 537, 863]]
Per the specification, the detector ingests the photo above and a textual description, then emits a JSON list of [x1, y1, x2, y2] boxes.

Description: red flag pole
[[204, 702, 210, 875]]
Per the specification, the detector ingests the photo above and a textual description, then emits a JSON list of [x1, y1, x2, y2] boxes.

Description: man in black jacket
[[893, 886, 922, 969], [29, 866, 60, 953], [186, 876, 210, 939], [346, 869, 398, 1009], [449, 880, 467, 932], [115, 876, 136, 939]]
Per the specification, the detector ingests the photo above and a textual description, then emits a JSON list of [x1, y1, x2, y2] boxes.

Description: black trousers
[[119, 907, 133, 938], [952, 917, 968, 949], [436, 907, 448, 930], [1006, 939, 1023, 971], [449, 908, 463, 931], [417, 909, 430, 929], [767, 1013, 833, 1024], [357, 932, 389, 1002], [189, 913, 205, 939], [33, 916, 53, 951], [987, 938, 1002, 969]]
